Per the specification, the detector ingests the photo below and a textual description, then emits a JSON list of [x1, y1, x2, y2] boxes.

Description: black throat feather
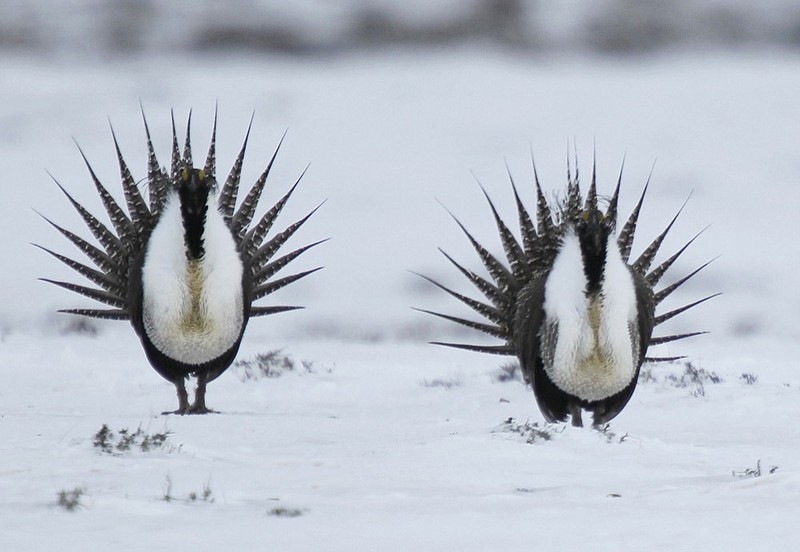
[[578, 229, 607, 295], [178, 172, 210, 261]]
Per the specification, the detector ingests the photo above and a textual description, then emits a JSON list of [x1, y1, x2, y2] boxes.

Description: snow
[[2, 47, 800, 550]]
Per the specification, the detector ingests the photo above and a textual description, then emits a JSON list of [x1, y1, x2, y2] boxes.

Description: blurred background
[[4, 0, 800, 56], [1, 1, 799, 359]]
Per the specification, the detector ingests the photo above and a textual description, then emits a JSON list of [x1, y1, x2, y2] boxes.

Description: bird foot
[[187, 403, 217, 415], [162, 385, 192, 415], [161, 407, 189, 416], [161, 405, 217, 415]]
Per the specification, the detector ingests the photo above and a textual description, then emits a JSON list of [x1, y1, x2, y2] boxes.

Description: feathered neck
[[573, 209, 611, 295], [177, 168, 212, 260]]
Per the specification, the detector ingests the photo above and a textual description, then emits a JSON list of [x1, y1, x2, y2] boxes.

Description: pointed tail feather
[[230, 131, 290, 238], [532, 159, 555, 236], [140, 107, 169, 216], [605, 157, 627, 228], [617, 176, 649, 262], [37, 214, 119, 276], [33, 244, 125, 296], [477, 183, 530, 282], [649, 331, 707, 346], [565, 144, 582, 215], [430, 341, 515, 356], [241, 172, 304, 256], [437, 248, 510, 310], [653, 293, 720, 327], [632, 195, 690, 274], [413, 308, 507, 340], [58, 308, 129, 321], [49, 176, 124, 260], [110, 125, 151, 231], [645, 227, 708, 287], [251, 239, 328, 286], [565, 173, 582, 222], [249, 305, 304, 318], [182, 110, 193, 166], [442, 207, 515, 292], [644, 355, 686, 363], [250, 267, 322, 302], [411, 272, 505, 326], [169, 110, 181, 179], [75, 143, 134, 242], [506, 162, 537, 256], [40, 278, 126, 309], [585, 152, 598, 211], [653, 258, 717, 305], [204, 106, 217, 178], [218, 113, 254, 223], [248, 203, 322, 271]]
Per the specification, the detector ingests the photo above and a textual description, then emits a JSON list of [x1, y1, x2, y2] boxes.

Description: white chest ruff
[[542, 231, 638, 402], [141, 195, 245, 365]]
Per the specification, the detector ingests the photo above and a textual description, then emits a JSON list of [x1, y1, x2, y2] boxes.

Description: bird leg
[[162, 379, 190, 415], [591, 404, 608, 428], [568, 402, 584, 427], [188, 372, 215, 414]]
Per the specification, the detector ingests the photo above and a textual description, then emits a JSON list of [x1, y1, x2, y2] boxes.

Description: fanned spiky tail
[[36, 115, 161, 320], [210, 126, 325, 316], [39, 109, 323, 320], [420, 154, 715, 362]]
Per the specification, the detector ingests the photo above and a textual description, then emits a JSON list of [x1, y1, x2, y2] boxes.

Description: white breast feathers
[[542, 230, 638, 402], [141, 194, 244, 365]]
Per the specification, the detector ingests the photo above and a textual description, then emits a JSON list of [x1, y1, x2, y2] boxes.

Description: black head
[[178, 167, 213, 214], [574, 208, 614, 294], [177, 167, 213, 260]]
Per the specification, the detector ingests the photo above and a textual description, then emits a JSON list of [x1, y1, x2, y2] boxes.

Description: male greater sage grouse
[[38, 112, 323, 414], [419, 158, 716, 427]]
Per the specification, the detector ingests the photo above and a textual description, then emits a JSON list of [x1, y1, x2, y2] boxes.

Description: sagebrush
[[56, 487, 85, 511], [495, 417, 557, 444], [93, 424, 173, 454], [234, 349, 320, 381]]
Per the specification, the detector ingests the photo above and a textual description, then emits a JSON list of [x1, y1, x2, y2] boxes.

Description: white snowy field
[[1, 48, 800, 550]]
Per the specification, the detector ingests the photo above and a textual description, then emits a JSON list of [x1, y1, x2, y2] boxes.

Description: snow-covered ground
[[2, 48, 800, 550]]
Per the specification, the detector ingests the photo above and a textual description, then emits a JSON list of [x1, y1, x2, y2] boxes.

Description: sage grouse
[[39, 112, 323, 414], [419, 158, 716, 427]]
